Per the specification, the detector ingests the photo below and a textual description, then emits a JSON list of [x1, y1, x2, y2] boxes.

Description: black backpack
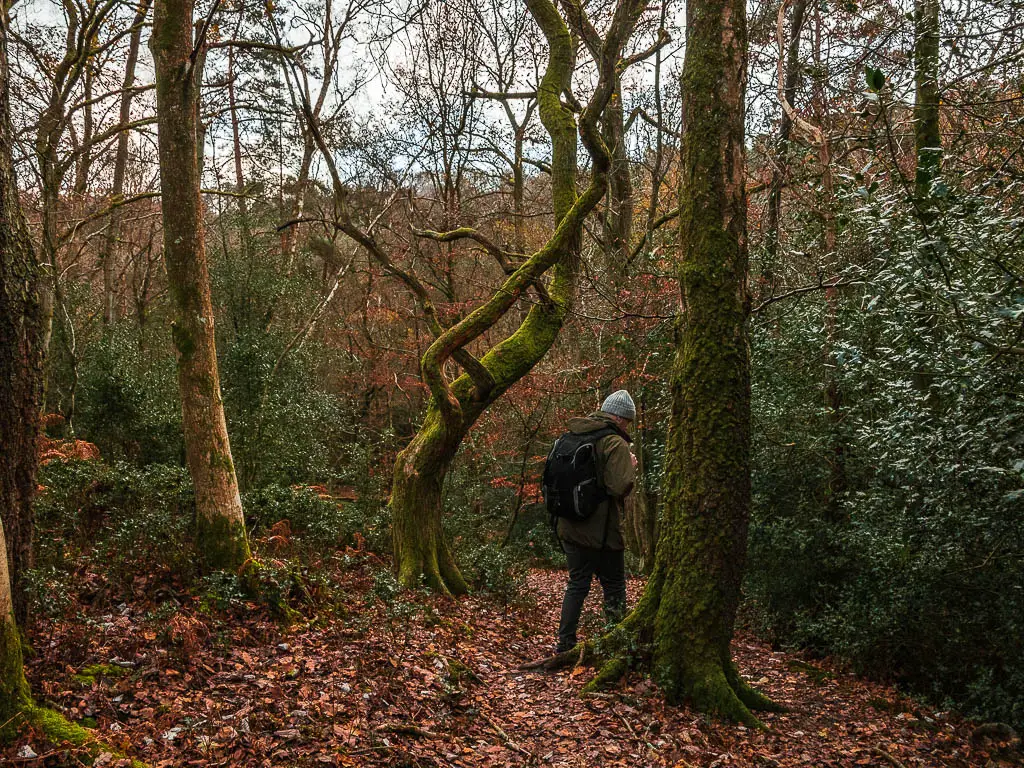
[[542, 426, 621, 521]]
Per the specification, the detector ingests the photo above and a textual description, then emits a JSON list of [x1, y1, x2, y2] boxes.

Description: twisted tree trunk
[[389, 0, 581, 593], [389, 0, 646, 592]]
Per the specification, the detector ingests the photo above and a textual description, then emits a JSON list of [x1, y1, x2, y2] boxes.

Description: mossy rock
[[787, 659, 834, 684], [73, 663, 128, 687], [23, 706, 148, 767]]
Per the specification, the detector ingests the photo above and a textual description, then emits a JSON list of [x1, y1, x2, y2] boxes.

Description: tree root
[[379, 722, 440, 739], [479, 710, 534, 759], [519, 641, 592, 671], [726, 661, 786, 713], [871, 746, 907, 768], [581, 654, 630, 694], [517, 594, 779, 731], [684, 665, 764, 729], [396, 546, 469, 597]]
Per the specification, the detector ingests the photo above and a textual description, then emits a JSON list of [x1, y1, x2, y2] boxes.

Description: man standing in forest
[[550, 390, 637, 654]]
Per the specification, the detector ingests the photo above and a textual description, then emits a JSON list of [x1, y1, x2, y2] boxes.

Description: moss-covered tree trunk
[[623, 397, 657, 572], [649, 0, 763, 720], [388, 0, 587, 592], [0, 9, 35, 726], [151, 0, 251, 571], [0, 17, 35, 728], [0, 515, 30, 729], [602, 75, 632, 282], [0, 1, 45, 636], [764, 0, 806, 267], [582, 0, 778, 726], [391, 407, 468, 593]]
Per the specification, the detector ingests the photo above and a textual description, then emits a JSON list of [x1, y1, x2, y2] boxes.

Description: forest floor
[[5, 553, 1019, 768]]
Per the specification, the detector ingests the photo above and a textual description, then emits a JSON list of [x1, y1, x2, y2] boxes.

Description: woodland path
[[7, 562, 1016, 767]]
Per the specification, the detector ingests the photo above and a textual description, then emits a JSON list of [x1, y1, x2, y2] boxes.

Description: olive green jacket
[[556, 412, 635, 550]]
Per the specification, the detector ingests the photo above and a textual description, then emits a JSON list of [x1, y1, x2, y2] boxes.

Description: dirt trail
[[8, 564, 1016, 767]]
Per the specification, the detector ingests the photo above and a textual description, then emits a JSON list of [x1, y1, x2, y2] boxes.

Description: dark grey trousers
[[557, 542, 626, 652]]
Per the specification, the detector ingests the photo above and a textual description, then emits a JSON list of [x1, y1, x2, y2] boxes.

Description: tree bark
[[227, 42, 253, 259], [388, 0, 592, 593], [602, 75, 632, 282], [622, 395, 656, 572], [0, 14, 44, 630], [390, 407, 469, 594], [151, 0, 251, 571], [911, 0, 942, 400], [587, 0, 777, 726], [0, 514, 30, 728], [653, 0, 761, 720], [0, 7, 42, 707]]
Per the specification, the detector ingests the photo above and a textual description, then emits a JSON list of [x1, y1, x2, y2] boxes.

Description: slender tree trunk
[[73, 58, 94, 196], [809, 6, 844, 516], [151, 0, 251, 571], [764, 0, 806, 268], [280, 138, 313, 262], [602, 75, 632, 282], [587, 0, 777, 726], [642, 1, 667, 239], [914, 0, 942, 210], [512, 127, 526, 254], [911, 0, 942, 399], [36, 153, 60, 377], [99, 0, 150, 326], [623, 394, 656, 572], [227, 44, 252, 258]]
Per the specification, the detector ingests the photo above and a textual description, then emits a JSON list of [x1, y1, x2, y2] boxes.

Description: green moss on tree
[[196, 511, 251, 572], [576, 0, 780, 726], [0, 619, 31, 737], [388, 0, 609, 592], [170, 322, 196, 361]]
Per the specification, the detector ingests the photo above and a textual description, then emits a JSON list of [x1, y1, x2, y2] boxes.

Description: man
[[555, 389, 637, 654]]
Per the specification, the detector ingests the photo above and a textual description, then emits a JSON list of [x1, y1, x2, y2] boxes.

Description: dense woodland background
[[1, 0, 1022, 750]]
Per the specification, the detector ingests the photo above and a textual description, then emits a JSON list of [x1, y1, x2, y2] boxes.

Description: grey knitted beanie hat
[[600, 390, 636, 421]]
